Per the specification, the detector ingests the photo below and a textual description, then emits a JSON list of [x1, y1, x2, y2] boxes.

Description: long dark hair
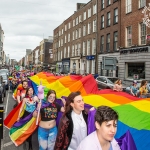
[[25, 87, 34, 97], [64, 91, 81, 116], [46, 90, 56, 100], [140, 80, 147, 87]]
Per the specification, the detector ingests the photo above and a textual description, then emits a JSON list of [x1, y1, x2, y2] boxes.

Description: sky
[[0, 0, 89, 61]]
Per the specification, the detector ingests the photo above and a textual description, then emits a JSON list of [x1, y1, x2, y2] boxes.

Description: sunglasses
[[48, 96, 55, 100]]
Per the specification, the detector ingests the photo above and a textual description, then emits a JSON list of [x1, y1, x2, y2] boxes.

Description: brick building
[[97, 0, 120, 77], [118, 0, 149, 84], [53, 2, 97, 74]]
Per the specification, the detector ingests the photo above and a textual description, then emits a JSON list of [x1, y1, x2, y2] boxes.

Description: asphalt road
[[1, 90, 39, 150]]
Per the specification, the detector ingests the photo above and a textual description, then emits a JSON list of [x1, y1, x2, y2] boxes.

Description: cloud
[[0, 0, 89, 61]]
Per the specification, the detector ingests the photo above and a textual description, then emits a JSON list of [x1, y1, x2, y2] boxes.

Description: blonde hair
[[115, 79, 122, 85]]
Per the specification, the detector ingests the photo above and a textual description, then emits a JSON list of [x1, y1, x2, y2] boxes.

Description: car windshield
[[1, 75, 7, 80], [107, 78, 118, 83]]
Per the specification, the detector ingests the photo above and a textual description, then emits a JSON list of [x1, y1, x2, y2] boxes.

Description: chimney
[[76, 3, 86, 11]]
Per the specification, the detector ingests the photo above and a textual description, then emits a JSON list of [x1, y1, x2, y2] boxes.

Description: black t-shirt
[[40, 102, 62, 121]]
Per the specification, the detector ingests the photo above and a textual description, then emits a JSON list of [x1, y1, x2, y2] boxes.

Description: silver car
[[96, 76, 127, 90]]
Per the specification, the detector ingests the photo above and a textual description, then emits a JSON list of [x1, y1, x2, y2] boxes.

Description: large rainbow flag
[[5, 72, 150, 149]]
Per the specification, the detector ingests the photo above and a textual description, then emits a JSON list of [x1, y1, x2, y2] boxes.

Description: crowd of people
[[4, 69, 122, 150], [113, 79, 150, 98]]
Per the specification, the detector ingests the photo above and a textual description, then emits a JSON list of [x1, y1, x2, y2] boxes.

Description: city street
[[1, 90, 39, 150]]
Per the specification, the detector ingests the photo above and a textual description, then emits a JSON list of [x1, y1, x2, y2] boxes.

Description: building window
[[65, 35, 66, 43], [114, 8, 118, 24], [87, 40, 90, 55], [91, 60, 95, 74], [83, 25, 86, 36], [62, 29, 63, 34], [84, 11, 86, 20], [64, 47, 66, 58], [126, 0, 132, 13], [76, 30, 78, 39], [68, 33, 70, 42], [61, 50, 62, 59], [101, 15, 104, 29], [106, 33, 110, 52], [72, 45, 74, 57], [88, 8, 91, 18], [73, 31, 75, 40], [93, 4, 96, 15], [68, 46, 70, 57], [86, 60, 90, 73], [113, 31, 118, 51], [73, 20, 75, 27], [101, 0, 104, 10], [107, 12, 111, 27], [61, 39, 63, 46], [140, 23, 146, 45], [92, 39, 96, 55], [76, 17, 78, 25], [126, 26, 132, 47], [68, 22, 70, 29], [75, 44, 78, 56], [100, 36, 104, 52], [88, 23, 91, 34], [78, 43, 81, 56], [79, 28, 81, 38], [139, 0, 146, 8], [93, 20, 96, 32], [65, 25, 67, 31], [79, 15, 82, 23], [107, 0, 111, 6], [127, 62, 145, 79], [83, 41, 86, 56]]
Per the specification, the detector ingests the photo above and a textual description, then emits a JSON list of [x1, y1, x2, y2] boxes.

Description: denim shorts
[[38, 126, 57, 150]]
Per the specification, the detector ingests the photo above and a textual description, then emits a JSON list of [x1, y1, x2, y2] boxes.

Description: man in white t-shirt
[[77, 106, 121, 150]]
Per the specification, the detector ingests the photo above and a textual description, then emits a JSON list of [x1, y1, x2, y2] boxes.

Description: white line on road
[[3, 141, 13, 147], [4, 91, 9, 118]]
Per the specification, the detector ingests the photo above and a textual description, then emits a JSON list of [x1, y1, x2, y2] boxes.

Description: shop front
[[62, 58, 70, 74], [56, 62, 62, 73], [119, 46, 150, 85]]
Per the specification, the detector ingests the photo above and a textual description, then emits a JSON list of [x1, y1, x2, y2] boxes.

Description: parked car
[[0, 69, 9, 76], [0, 73, 9, 90], [0, 76, 6, 103], [96, 76, 127, 90]]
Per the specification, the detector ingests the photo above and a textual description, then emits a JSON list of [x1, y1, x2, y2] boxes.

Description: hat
[[133, 80, 137, 84]]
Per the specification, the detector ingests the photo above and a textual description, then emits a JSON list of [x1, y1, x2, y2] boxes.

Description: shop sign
[[120, 47, 148, 54], [86, 55, 95, 60]]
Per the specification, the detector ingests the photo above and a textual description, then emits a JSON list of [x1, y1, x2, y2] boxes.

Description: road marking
[[3, 141, 13, 147], [4, 92, 9, 118]]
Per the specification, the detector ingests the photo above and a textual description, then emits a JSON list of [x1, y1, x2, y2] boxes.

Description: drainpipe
[[95, 0, 98, 74]]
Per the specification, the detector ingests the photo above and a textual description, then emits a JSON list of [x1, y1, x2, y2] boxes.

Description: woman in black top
[[37, 90, 65, 150]]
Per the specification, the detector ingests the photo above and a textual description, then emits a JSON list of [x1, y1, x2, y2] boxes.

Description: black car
[[0, 76, 6, 103]]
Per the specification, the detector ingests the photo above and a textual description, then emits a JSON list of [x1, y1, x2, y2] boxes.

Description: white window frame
[[83, 25, 86, 36], [73, 31, 75, 40], [87, 40, 90, 55], [68, 33, 70, 42], [83, 41, 86, 56], [76, 30, 78, 39], [64, 47, 66, 58], [114, 8, 118, 24], [88, 23, 91, 34], [75, 44, 78, 56], [92, 39, 96, 55], [79, 15, 82, 23], [91, 60, 95, 74], [68, 46, 70, 57], [126, 26, 132, 47], [76, 17, 78, 25], [101, 15, 104, 29], [84, 11, 86, 20], [93, 4, 96, 15], [93, 20, 96, 32], [126, 0, 132, 14], [88, 8, 91, 18], [78, 43, 81, 56], [86, 60, 90, 73], [140, 22, 146, 45], [139, 0, 146, 8], [107, 12, 111, 26], [73, 19, 75, 27], [72, 45, 74, 57], [65, 25, 67, 31], [65, 35, 66, 43], [79, 28, 81, 38]]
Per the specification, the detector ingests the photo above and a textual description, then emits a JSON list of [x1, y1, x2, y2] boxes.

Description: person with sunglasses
[[37, 90, 66, 150]]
